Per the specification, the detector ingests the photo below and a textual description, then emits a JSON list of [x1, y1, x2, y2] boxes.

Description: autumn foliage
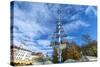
[[52, 48, 58, 63], [52, 42, 81, 63]]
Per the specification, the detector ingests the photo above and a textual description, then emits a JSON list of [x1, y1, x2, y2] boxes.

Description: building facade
[[11, 45, 33, 66]]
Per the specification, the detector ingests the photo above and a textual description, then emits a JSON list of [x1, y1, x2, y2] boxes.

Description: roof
[[11, 45, 32, 52]]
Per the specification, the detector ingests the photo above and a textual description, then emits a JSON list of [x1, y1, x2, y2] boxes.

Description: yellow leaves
[[63, 44, 81, 60]]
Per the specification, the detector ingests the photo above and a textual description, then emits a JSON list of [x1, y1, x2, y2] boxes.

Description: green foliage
[[81, 40, 97, 57], [81, 34, 97, 57]]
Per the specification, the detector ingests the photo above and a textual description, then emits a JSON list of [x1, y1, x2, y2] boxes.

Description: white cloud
[[66, 36, 76, 40], [13, 2, 53, 45], [70, 14, 79, 20], [64, 20, 90, 32], [37, 40, 50, 46], [85, 6, 97, 16]]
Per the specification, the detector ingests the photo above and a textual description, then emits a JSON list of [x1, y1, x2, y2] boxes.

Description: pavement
[[86, 56, 97, 61]]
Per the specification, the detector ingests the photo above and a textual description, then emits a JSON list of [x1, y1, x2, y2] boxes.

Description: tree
[[62, 42, 81, 62], [52, 48, 58, 63], [82, 34, 92, 45], [81, 39, 97, 57], [91, 40, 97, 56]]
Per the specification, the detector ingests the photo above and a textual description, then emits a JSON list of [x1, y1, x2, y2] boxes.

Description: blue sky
[[11, 1, 97, 56]]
